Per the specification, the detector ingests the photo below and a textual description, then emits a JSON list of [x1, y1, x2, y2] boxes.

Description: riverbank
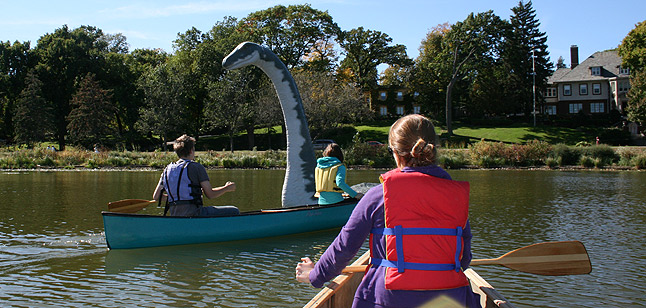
[[2, 140, 646, 170]]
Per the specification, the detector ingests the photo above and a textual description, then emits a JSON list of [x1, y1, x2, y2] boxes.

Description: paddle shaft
[[341, 241, 591, 276], [108, 199, 156, 213]]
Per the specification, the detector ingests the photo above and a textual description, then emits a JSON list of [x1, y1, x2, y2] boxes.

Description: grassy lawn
[[195, 120, 626, 151]]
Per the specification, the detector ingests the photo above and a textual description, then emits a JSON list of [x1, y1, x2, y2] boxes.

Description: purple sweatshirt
[[309, 165, 480, 308]]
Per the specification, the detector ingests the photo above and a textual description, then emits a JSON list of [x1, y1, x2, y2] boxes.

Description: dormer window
[[379, 91, 387, 101], [590, 67, 601, 76], [620, 67, 630, 75], [396, 91, 403, 101]]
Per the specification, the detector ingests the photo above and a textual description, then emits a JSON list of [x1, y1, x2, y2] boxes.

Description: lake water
[[0, 168, 644, 307]]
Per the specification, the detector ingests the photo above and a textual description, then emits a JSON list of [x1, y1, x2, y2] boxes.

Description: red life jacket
[[370, 169, 470, 290]]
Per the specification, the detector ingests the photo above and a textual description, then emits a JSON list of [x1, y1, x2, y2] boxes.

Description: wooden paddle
[[108, 199, 156, 213], [342, 241, 591, 276]]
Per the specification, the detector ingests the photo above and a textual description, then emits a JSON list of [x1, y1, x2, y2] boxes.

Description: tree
[[439, 11, 505, 136], [414, 23, 452, 118], [626, 70, 646, 125], [34, 25, 109, 150], [66, 73, 116, 148], [556, 56, 567, 69], [338, 27, 411, 89], [13, 72, 53, 146], [618, 20, 646, 71], [0, 40, 33, 140], [238, 4, 340, 69], [501, 0, 552, 116], [204, 69, 256, 152], [136, 62, 191, 147], [619, 20, 646, 125], [294, 70, 371, 138]]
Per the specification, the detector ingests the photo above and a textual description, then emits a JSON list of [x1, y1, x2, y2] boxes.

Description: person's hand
[[295, 257, 314, 283], [225, 181, 236, 192], [354, 193, 364, 200]]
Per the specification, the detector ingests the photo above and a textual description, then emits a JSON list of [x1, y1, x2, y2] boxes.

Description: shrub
[[579, 156, 595, 168], [551, 144, 581, 166], [581, 145, 618, 165], [632, 154, 646, 169]]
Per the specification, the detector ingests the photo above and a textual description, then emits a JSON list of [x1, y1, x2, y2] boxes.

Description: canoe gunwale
[[101, 199, 356, 219]]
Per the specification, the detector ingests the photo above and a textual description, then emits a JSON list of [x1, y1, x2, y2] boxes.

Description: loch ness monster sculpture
[[222, 42, 317, 208]]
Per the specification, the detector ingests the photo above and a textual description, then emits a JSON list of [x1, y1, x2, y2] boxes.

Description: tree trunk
[[445, 79, 456, 137], [247, 125, 255, 150], [229, 131, 235, 153]]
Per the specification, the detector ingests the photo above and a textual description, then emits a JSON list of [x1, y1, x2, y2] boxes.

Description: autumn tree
[[66, 73, 115, 148]]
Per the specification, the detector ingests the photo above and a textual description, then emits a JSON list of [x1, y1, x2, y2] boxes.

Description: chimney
[[570, 45, 579, 68]]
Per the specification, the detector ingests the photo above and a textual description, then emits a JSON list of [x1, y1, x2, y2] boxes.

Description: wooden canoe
[[303, 251, 516, 308], [102, 199, 358, 249]]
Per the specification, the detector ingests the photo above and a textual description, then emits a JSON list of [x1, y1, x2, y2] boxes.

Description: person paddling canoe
[[153, 134, 239, 217]]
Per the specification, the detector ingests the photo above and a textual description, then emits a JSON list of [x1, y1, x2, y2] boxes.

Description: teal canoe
[[102, 200, 358, 249]]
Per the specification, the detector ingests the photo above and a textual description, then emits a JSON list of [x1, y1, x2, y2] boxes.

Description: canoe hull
[[102, 201, 357, 249], [303, 251, 516, 308]]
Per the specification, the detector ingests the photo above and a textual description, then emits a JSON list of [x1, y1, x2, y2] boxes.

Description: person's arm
[[201, 181, 236, 199], [460, 219, 473, 269], [152, 176, 164, 201], [335, 165, 359, 198], [299, 185, 382, 287]]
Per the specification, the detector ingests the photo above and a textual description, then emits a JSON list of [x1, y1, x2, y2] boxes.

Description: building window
[[396, 106, 404, 115], [396, 91, 404, 101], [379, 91, 387, 100], [619, 81, 631, 92], [590, 67, 601, 76], [592, 83, 601, 95], [579, 84, 588, 95], [545, 105, 556, 115], [413, 105, 421, 114], [379, 106, 387, 116], [546, 87, 557, 97], [590, 103, 605, 113], [569, 103, 583, 114], [620, 67, 630, 75], [563, 84, 572, 96]]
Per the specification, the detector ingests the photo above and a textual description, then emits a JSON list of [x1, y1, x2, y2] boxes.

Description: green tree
[[626, 70, 646, 125], [204, 69, 256, 152], [414, 23, 452, 118], [66, 73, 116, 148], [619, 20, 646, 126], [0, 40, 33, 140], [238, 4, 340, 69], [338, 27, 411, 89], [34, 25, 109, 150], [618, 20, 646, 71], [136, 62, 191, 148], [13, 72, 53, 146], [439, 11, 505, 136], [294, 70, 371, 138], [501, 0, 552, 116]]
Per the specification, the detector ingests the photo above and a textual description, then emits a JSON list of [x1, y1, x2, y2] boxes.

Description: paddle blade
[[108, 199, 155, 213], [473, 241, 591, 276]]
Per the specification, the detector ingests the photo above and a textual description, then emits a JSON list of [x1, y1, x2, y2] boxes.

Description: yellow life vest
[[314, 163, 344, 197]]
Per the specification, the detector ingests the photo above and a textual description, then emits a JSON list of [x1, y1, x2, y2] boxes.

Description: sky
[[1, 0, 645, 68]]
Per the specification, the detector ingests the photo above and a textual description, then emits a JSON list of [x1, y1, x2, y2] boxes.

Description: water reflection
[[0, 169, 644, 307]]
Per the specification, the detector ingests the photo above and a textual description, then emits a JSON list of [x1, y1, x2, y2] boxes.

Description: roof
[[547, 50, 626, 84]]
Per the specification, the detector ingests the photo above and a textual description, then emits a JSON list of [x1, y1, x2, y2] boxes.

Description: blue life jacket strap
[[371, 225, 463, 272]]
